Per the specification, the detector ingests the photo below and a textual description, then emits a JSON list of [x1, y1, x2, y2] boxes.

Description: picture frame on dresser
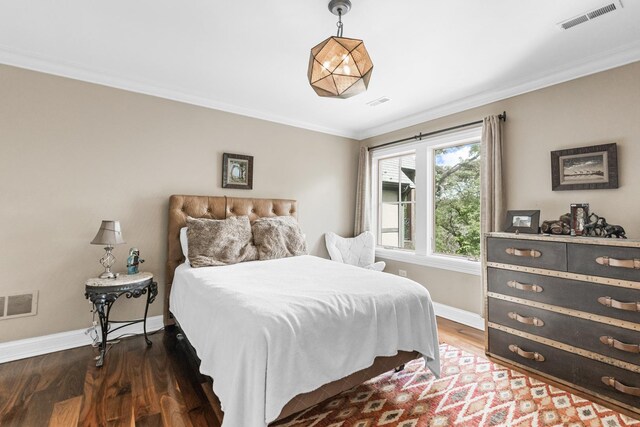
[[551, 143, 618, 191], [504, 210, 540, 234]]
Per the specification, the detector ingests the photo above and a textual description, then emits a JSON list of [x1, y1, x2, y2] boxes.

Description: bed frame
[[165, 194, 419, 421]]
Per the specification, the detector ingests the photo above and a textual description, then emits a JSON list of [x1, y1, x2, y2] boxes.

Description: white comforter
[[170, 255, 440, 427]]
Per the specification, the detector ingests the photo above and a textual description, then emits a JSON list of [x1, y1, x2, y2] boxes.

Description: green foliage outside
[[434, 143, 481, 259]]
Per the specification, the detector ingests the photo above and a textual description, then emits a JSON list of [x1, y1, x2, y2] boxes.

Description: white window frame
[[371, 126, 482, 276]]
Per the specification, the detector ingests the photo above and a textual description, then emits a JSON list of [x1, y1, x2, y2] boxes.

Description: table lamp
[[91, 220, 125, 279]]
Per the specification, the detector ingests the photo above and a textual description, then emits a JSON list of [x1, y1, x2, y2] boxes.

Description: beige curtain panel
[[481, 114, 505, 318], [481, 115, 505, 236], [354, 146, 371, 235]]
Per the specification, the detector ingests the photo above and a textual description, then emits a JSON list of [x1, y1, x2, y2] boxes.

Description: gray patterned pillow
[[186, 216, 258, 267], [252, 216, 308, 260]]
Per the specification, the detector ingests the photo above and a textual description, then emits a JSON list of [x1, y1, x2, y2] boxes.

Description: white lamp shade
[[91, 220, 125, 246]]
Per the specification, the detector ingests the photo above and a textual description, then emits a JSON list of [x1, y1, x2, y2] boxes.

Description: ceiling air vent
[[366, 96, 391, 107], [561, 15, 589, 30], [558, 1, 623, 30]]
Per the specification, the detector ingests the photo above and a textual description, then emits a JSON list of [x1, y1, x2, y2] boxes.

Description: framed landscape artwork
[[222, 153, 253, 190], [551, 143, 618, 191]]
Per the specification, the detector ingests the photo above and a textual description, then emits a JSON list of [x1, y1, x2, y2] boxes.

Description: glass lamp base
[[99, 271, 117, 279], [98, 246, 117, 279]]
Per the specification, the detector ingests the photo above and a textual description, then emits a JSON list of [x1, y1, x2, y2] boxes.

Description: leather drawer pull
[[505, 248, 541, 258], [509, 344, 545, 362], [602, 377, 640, 397], [508, 312, 545, 327], [599, 336, 640, 353], [596, 256, 640, 270], [598, 296, 640, 312], [507, 280, 543, 293]]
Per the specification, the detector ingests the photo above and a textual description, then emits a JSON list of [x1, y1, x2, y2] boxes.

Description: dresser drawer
[[488, 328, 640, 409], [568, 243, 640, 283], [488, 268, 640, 324], [488, 298, 640, 365], [487, 237, 567, 271]]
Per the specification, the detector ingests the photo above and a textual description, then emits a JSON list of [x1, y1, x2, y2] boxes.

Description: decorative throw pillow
[[186, 216, 258, 267], [252, 216, 308, 260]]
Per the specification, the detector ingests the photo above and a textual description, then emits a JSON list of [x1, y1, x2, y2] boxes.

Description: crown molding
[[0, 45, 358, 140], [356, 40, 640, 140], [2, 41, 639, 142]]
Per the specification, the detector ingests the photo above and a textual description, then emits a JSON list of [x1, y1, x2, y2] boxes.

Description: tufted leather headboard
[[164, 195, 298, 325]]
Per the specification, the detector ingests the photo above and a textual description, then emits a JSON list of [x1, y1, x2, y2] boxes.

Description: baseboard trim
[[433, 302, 485, 331], [0, 306, 481, 363], [0, 315, 164, 364]]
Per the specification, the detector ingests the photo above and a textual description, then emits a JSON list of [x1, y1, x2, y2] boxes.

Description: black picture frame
[[504, 210, 540, 234], [551, 143, 618, 191], [222, 153, 253, 190], [570, 203, 589, 236]]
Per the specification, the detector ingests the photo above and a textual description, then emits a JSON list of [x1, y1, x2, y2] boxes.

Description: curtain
[[481, 115, 505, 236], [354, 146, 371, 235], [481, 115, 504, 317]]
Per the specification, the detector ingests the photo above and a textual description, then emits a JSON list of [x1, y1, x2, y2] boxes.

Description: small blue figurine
[[126, 247, 145, 275]]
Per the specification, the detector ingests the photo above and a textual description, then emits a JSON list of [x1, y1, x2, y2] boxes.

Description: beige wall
[[364, 61, 640, 316], [0, 65, 359, 342], [1, 62, 638, 341]]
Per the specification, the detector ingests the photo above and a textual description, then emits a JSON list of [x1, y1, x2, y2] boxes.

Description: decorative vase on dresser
[[484, 232, 640, 416]]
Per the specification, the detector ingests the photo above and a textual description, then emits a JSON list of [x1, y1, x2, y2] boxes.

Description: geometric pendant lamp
[[308, 0, 373, 98]]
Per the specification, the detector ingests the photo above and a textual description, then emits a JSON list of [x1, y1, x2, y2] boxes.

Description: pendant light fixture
[[308, 0, 373, 99]]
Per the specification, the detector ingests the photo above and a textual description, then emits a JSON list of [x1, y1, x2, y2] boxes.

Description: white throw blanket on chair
[[325, 231, 385, 271]]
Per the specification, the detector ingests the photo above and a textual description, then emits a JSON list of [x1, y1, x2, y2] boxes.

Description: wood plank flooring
[[0, 328, 220, 427], [3, 316, 611, 426]]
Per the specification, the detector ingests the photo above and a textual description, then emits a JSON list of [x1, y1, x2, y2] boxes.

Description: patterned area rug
[[273, 344, 640, 427]]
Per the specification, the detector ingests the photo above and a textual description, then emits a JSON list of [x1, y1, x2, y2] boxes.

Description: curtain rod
[[367, 111, 507, 152]]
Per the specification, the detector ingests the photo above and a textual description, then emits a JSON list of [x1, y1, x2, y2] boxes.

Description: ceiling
[[1, 1, 639, 140]]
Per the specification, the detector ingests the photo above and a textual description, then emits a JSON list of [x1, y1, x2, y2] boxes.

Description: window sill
[[375, 248, 481, 276]]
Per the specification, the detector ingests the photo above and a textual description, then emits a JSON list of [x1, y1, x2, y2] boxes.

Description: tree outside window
[[434, 142, 481, 259]]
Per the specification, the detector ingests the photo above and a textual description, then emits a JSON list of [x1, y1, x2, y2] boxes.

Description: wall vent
[[366, 96, 391, 107], [558, 1, 623, 30], [0, 291, 38, 320]]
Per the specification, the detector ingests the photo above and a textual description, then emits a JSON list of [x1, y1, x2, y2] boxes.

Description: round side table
[[85, 272, 158, 367]]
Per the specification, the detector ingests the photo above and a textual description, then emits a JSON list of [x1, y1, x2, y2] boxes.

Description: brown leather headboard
[[165, 195, 298, 325]]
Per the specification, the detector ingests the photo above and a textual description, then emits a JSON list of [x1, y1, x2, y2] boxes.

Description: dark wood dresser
[[485, 232, 640, 415]]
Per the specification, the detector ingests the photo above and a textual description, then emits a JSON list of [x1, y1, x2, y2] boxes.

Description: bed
[[165, 195, 440, 426]]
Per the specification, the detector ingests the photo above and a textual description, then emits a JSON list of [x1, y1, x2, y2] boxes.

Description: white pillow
[[180, 226, 188, 258]]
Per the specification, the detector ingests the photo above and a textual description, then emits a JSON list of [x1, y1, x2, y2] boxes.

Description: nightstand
[[85, 272, 158, 367]]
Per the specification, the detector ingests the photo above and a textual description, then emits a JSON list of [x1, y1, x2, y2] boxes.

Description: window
[[433, 142, 481, 258], [371, 127, 482, 275], [378, 154, 416, 250]]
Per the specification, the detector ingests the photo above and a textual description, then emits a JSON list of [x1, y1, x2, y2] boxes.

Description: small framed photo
[[551, 143, 618, 191], [504, 210, 540, 234], [222, 153, 253, 190], [570, 203, 589, 236]]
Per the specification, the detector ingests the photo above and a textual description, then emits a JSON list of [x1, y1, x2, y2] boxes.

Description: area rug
[[272, 344, 639, 427]]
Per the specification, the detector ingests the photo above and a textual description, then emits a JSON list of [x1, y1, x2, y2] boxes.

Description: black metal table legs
[[86, 281, 158, 367]]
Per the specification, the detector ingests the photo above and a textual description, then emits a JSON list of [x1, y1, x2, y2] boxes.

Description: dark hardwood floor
[[0, 318, 499, 426], [5, 317, 635, 425]]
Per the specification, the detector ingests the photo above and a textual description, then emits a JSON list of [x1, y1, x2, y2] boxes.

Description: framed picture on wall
[[222, 153, 253, 190], [504, 210, 540, 234], [551, 143, 618, 191]]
